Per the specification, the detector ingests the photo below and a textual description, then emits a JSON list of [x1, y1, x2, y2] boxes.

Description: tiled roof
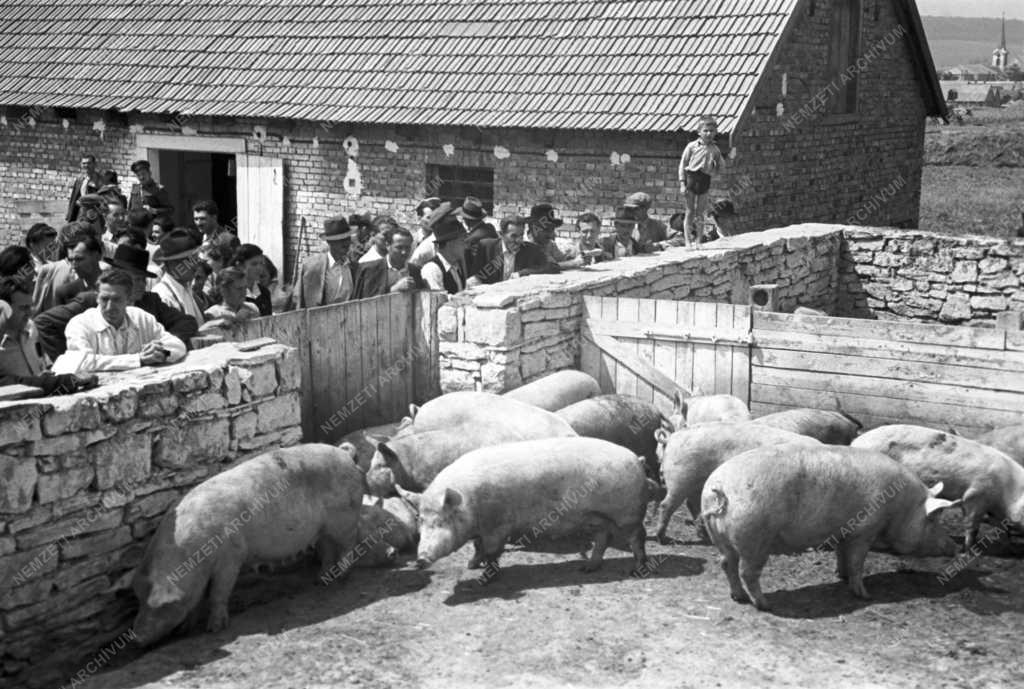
[[0, 0, 944, 131]]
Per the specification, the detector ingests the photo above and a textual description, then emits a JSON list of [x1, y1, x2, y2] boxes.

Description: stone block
[[36, 466, 94, 504], [41, 397, 101, 436], [241, 362, 278, 398], [256, 393, 301, 433], [93, 432, 151, 490], [276, 347, 302, 392], [153, 418, 231, 468], [232, 411, 258, 440], [463, 307, 521, 346], [1, 455, 37, 514], [60, 526, 133, 560]]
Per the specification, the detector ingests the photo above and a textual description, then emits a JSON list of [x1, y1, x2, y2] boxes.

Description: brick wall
[[438, 224, 841, 393], [838, 228, 1024, 324], [0, 343, 302, 688]]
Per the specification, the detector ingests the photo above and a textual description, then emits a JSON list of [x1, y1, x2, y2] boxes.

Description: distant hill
[[921, 15, 1024, 68]]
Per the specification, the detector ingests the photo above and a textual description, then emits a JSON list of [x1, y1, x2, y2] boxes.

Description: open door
[[236, 154, 284, 272]]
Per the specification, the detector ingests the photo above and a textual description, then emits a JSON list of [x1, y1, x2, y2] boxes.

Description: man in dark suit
[[467, 216, 559, 286], [287, 215, 358, 309], [352, 227, 425, 299], [65, 154, 102, 222]]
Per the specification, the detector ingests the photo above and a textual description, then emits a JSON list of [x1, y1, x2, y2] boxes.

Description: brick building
[[0, 0, 946, 278]]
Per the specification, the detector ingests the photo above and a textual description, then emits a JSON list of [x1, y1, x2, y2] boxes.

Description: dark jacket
[[34, 291, 199, 359], [352, 260, 425, 300], [470, 238, 559, 285]]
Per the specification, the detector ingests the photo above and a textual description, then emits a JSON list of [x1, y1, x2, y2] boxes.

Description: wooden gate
[[579, 296, 752, 414]]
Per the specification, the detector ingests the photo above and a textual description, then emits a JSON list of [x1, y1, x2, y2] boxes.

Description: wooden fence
[[232, 290, 445, 442], [579, 295, 1024, 434]]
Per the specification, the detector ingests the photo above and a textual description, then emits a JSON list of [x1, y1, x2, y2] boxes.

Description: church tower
[[993, 14, 1008, 71]]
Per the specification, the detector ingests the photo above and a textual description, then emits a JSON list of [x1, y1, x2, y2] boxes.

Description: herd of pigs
[[129, 370, 1024, 647]]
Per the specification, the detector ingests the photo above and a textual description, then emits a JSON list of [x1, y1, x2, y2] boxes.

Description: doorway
[[155, 150, 238, 229]]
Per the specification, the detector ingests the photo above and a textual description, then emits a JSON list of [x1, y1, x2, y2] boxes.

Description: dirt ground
[[76, 507, 1024, 689]]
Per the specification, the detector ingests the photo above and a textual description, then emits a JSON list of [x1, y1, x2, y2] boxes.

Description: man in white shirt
[[152, 229, 206, 322], [287, 215, 357, 309], [52, 268, 187, 373]]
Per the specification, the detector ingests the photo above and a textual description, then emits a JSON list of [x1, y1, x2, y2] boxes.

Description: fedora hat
[[104, 244, 156, 277], [456, 196, 486, 221], [152, 228, 200, 263], [321, 215, 354, 241], [529, 203, 563, 229], [613, 207, 639, 226], [431, 216, 465, 244]]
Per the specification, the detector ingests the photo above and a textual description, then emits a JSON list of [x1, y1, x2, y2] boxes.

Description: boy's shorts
[[684, 170, 711, 195]]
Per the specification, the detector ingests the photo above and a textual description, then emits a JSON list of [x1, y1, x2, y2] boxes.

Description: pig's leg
[[739, 553, 770, 611], [655, 488, 685, 544], [582, 530, 611, 572], [841, 539, 872, 599], [206, 555, 243, 633]]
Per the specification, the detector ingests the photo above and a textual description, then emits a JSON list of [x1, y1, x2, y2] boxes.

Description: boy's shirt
[[679, 139, 724, 177]]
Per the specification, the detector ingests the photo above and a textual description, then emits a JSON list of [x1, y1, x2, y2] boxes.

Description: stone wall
[[837, 228, 1024, 324], [0, 342, 302, 687], [438, 224, 841, 392]]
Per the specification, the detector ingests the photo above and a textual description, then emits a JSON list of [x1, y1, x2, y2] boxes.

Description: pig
[[701, 444, 959, 611], [339, 419, 414, 472], [752, 408, 862, 445], [406, 391, 579, 435], [667, 391, 750, 430], [655, 422, 820, 544], [415, 437, 654, 579], [973, 425, 1024, 466], [555, 394, 667, 478], [132, 444, 363, 645], [852, 424, 1024, 550], [502, 370, 602, 411], [354, 495, 420, 567], [365, 419, 578, 496]]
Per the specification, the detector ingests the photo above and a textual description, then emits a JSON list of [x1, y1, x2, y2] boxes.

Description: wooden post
[[749, 284, 779, 312]]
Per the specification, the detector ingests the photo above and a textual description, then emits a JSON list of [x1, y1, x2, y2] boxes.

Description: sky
[[916, 0, 1024, 20]]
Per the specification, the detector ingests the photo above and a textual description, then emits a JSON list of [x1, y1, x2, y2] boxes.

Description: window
[[829, 0, 862, 115], [425, 164, 495, 213]]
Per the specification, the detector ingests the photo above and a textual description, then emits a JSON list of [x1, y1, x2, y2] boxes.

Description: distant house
[[0, 0, 946, 277], [940, 81, 1005, 106]]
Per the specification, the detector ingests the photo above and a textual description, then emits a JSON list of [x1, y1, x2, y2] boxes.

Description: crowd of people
[[0, 117, 733, 393]]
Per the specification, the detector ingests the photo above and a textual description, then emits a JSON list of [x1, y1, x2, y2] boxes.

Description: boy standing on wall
[[678, 116, 725, 249]]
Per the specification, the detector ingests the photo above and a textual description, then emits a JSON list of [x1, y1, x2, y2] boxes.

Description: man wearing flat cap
[[128, 160, 174, 217], [623, 192, 668, 252], [287, 215, 357, 309]]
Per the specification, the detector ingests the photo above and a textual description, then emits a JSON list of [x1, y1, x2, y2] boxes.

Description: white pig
[[415, 438, 656, 579], [131, 444, 363, 645], [852, 424, 1024, 550], [701, 444, 958, 611]]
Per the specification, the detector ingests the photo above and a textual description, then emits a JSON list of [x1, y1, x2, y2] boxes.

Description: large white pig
[[655, 422, 820, 543], [502, 370, 602, 411], [555, 394, 666, 478], [406, 391, 578, 435], [414, 438, 656, 579], [752, 408, 862, 445], [132, 444, 363, 645], [701, 444, 958, 611], [973, 424, 1024, 466], [852, 424, 1024, 550], [365, 418, 578, 496], [667, 391, 750, 430]]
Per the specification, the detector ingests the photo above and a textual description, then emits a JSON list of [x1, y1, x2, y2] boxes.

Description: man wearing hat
[[288, 215, 357, 309], [420, 215, 469, 294], [599, 208, 646, 260], [152, 229, 206, 323], [457, 196, 498, 254], [623, 192, 668, 252], [468, 215, 559, 286], [128, 160, 174, 217], [34, 244, 200, 359], [65, 154, 102, 222]]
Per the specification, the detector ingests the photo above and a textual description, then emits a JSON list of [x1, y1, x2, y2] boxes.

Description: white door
[[236, 154, 284, 272]]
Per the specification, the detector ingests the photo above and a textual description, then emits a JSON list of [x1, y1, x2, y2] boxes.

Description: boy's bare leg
[[682, 190, 697, 248]]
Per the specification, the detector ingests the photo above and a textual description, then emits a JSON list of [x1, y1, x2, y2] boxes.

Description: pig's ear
[[395, 485, 421, 511], [146, 579, 185, 608], [654, 428, 670, 444], [443, 488, 464, 510], [926, 482, 945, 498], [377, 443, 398, 465], [925, 496, 959, 516]]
